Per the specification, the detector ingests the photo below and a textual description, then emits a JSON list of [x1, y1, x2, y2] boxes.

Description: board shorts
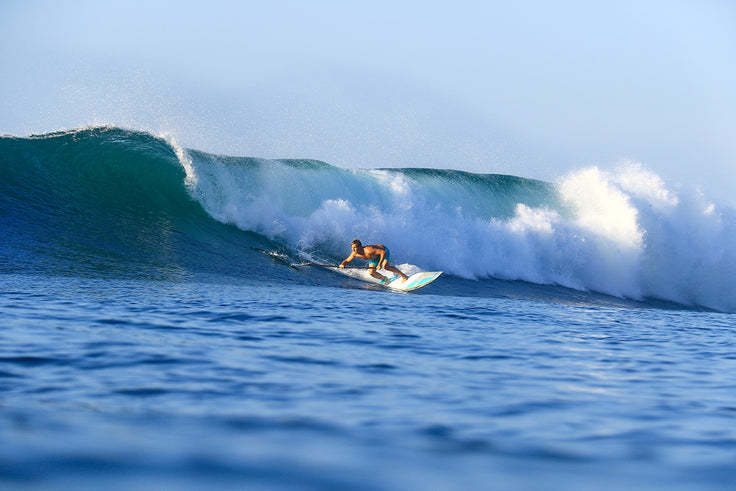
[[368, 248, 390, 268]]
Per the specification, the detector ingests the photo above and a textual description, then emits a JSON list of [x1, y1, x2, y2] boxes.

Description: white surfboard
[[254, 248, 442, 291], [384, 271, 443, 291]]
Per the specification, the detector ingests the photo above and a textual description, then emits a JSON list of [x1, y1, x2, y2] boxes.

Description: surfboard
[[253, 248, 442, 291], [384, 271, 443, 291]]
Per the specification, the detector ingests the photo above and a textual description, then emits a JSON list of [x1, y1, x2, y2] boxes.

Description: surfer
[[340, 239, 409, 284]]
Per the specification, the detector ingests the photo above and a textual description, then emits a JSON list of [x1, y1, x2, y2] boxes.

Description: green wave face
[[0, 127, 273, 279]]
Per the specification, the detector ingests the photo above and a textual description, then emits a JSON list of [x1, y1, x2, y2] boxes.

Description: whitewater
[[181, 129, 735, 312], [1, 126, 735, 490]]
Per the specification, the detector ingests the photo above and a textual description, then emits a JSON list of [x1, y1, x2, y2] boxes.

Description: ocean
[[1, 126, 735, 490]]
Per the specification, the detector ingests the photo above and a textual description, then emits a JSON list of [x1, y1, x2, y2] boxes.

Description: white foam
[[185, 154, 736, 311]]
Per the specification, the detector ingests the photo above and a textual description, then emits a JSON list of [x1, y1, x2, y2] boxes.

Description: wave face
[[2, 126, 735, 312], [0, 127, 275, 280]]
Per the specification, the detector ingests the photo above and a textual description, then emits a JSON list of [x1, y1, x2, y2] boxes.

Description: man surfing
[[339, 239, 409, 285]]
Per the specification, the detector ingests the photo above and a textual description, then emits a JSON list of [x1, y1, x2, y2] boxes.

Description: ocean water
[[1, 127, 735, 490]]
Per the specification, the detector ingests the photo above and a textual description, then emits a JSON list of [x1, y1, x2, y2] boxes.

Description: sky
[[2, 0, 735, 204]]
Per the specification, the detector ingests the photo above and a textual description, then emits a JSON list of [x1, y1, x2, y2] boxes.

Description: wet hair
[[351, 239, 362, 247]]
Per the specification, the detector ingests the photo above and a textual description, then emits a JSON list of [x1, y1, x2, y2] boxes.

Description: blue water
[[2, 127, 736, 489]]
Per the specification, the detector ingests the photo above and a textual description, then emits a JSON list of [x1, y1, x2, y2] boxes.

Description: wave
[[1, 126, 735, 312]]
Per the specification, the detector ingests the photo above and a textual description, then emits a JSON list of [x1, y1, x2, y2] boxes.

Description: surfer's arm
[[374, 249, 387, 270], [339, 252, 356, 268]]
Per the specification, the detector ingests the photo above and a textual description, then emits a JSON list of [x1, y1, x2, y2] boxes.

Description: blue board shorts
[[368, 248, 390, 268]]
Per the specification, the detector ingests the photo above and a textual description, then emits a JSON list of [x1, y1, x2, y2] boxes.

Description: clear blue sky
[[2, 0, 735, 203]]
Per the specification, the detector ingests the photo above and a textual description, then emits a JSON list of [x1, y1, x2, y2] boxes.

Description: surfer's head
[[351, 239, 362, 252]]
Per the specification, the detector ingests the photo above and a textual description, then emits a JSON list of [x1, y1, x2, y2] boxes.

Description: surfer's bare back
[[340, 239, 409, 284]]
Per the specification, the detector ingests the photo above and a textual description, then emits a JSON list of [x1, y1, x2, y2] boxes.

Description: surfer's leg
[[368, 266, 386, 282], [384, 263, 408, 281]]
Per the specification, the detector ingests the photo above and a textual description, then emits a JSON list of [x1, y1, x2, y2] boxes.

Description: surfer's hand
[[339, 263, 345, 269]]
